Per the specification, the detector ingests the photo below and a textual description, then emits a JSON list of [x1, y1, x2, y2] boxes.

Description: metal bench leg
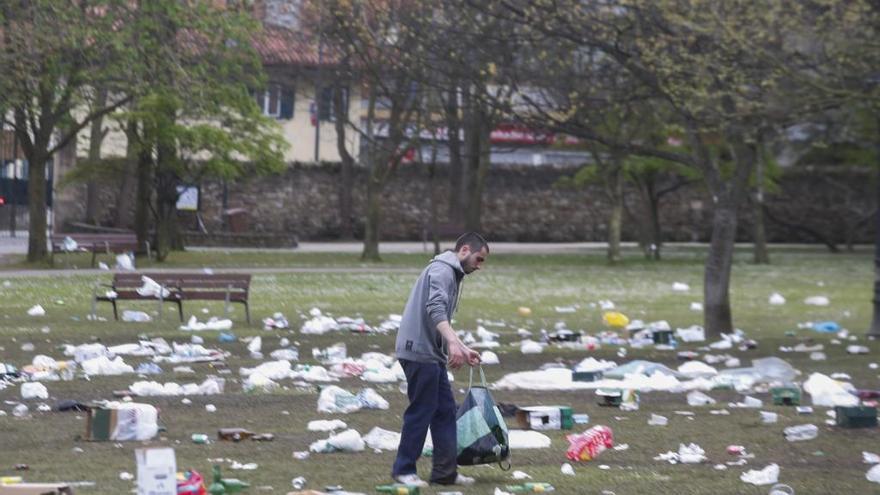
[[177, 301, 183, 322], [112, 300, 118, 321], [244, 301, 251, 325], [90, 281, 98, 320], [91, 250, 97, 268], [223, 285, 231, 319]]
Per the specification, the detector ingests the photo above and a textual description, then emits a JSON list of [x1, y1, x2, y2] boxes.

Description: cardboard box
[[85, 403, 158, 441], [515, 406, 573, 430], [0, 484, 73, 495], [136, 448, 177, 495], [85, 406, 117, 441]]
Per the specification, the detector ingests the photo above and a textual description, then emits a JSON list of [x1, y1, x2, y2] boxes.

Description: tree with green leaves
[[492, 0, 815, 337], [121, 0, 287, 260], [320, 0, 429, 261], [0, 0, 133, 262]]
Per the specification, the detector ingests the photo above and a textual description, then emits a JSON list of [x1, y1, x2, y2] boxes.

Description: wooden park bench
[[422, 222, 465, 253], [92, 273, 252, 324], [50, 233, 151, 268]]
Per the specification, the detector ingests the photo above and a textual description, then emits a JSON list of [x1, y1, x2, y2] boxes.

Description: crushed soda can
[[726, 445, 745, 456]]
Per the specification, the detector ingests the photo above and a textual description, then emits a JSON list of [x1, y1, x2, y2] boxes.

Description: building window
[[318, 86, 349, 121], [253, 84, 294, 119]]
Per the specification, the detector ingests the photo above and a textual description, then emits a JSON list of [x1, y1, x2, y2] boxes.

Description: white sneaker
[[454, 474, 475, 485], [438, 474, 474, 486], [393, 474, 428, 487]]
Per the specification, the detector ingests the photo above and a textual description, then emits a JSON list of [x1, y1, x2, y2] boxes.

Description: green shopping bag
[[456, 366, 511, 468]]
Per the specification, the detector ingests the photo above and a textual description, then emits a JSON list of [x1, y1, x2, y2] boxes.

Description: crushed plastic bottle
[[12, 403, 28, 417], [784, 424, 818, 442], [291, 476, 306, 490]]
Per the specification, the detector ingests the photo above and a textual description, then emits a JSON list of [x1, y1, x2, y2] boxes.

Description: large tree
[[0, 1, 132, 262], [320, 0, 428, 261], [123, 0, 287, 260], [493, 0, 809, 337]]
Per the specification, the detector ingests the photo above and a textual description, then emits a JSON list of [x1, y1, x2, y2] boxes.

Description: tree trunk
[[464, 108, 490, 232], [607, 166, 623, 263], [361, 171, 382, 261], [134, 138, 152, 253], [153, 136, 182, 260], [701, 136, 755, 338], [333, 86, 354, 239], [445, 87, 463, 223], [26, 148, 48, 262], [155, 198, 174, 261], [703, 202, 737, 335], [648, 193, 662, 260], [115, 120, 139, 228], [85, 87, 108, 225], [753, 141, 770, 264]]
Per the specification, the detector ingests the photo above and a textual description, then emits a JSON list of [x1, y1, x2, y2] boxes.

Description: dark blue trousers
[[391, 359, 458, 484]]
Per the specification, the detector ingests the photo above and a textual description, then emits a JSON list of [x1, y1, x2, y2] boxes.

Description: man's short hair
[[455, 232, 489, 253]]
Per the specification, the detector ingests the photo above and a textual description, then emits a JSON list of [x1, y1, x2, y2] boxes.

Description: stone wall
[[55, 163, 876, 244]]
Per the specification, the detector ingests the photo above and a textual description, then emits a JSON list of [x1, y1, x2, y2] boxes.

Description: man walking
[[391, 232, 489, 487]]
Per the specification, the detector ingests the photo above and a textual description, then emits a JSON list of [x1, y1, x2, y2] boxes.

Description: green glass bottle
[[208, 465, 225, 495], [506, 482, 555, 493], [220, 477, 251, 495], [375, 484, 420, 495]]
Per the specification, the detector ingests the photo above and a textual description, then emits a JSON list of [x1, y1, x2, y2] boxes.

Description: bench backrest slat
[[110, 273, 250, 292]]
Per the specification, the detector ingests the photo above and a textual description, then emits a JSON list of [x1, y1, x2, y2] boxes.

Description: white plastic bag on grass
[[687, 391, 716, 406], [308, 419, 347, 432], [309, 429, 365, 453], [21, 382, 48, 400], [480, 351, 500, 365], [741, 464, 779, 486], [317, 386, 362, 414], [867, 464, 880, 483], [803, 372, 858, 407], [363, 427, 401, 451], [111, 402, 158, 441], [27, 305, 45, 317]]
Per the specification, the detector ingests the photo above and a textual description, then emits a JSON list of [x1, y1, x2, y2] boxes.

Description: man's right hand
[[448, 340, 479, 369]]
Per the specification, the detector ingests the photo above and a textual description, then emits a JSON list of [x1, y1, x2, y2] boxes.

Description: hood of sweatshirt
[[432, 250, 464, 277]]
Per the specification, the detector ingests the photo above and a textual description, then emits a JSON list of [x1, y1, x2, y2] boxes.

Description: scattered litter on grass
[[363, 426, 401, 451], [116, 253, 135, 271], [309, 429, 365, 453], [804, 296, 829, 306], [180, 316, 232, 331], [508, 430, 552, 449], [121, 310, 151, 322], [21, 382, 48, 400], [27, 305, 45, 317], [308, 420, 347, 432], [740, 464, 779, 486]]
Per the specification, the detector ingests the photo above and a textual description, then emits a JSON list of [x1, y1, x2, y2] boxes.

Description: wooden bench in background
[[93, 273, 252, 324], [422, 222, 465, 253], [51, 233, 150, 267]]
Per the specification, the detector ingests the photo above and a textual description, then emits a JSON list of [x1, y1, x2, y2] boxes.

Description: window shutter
[[279, 86, 295, 119]]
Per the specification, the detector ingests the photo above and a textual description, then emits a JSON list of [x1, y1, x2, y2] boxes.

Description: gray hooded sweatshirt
[[395, 250, 464, 364]]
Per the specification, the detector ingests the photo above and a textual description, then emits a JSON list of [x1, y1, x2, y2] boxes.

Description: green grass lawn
[[0, 246, 877, 494]]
